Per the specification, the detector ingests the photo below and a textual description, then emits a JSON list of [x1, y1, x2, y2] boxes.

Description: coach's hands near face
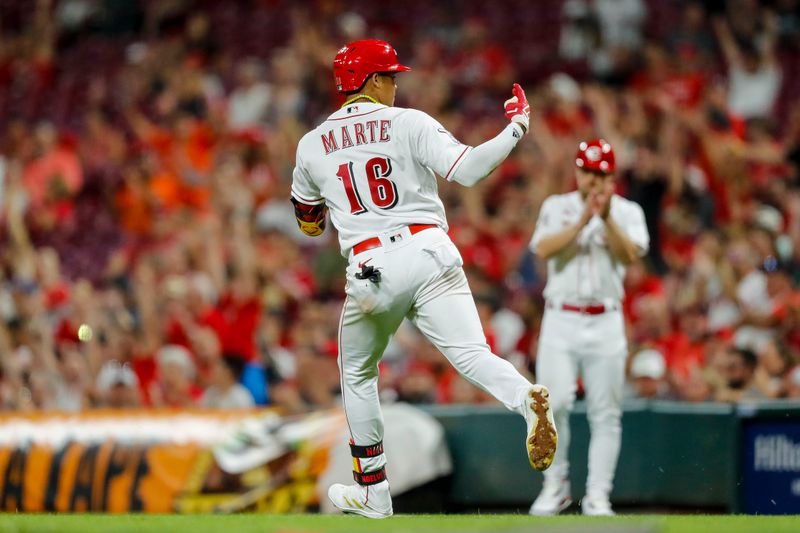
[[594, 179, 614, 220], [585, 180, 612, 221], [580, 197, 595, 226]]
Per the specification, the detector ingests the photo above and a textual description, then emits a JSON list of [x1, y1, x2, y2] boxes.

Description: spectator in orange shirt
[[116, 162, 159, 236], [128, 111, 215, 213]]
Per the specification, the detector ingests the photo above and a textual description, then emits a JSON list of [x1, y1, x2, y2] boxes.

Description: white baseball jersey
[[291, 102, 473, 254], [532, 190, 648, 503], [530, 191, 649, 302], [301, 102, 538, 492]]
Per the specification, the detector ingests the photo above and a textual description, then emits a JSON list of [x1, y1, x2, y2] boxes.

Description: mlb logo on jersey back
[[346, 105, 359, 114]]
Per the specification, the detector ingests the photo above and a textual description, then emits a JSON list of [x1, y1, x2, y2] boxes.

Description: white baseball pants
[[535, 305, 627, 501], [338, 226, 533, 473]]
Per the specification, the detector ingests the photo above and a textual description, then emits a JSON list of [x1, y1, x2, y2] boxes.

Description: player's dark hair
[[344, 72, 393, 96], [738, 39, 761, 63], [221, 353, 247, 381]]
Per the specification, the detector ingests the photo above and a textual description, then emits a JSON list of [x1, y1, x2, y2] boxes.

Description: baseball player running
[[290, 39, 557, 518], [528, 140, 649, 516]]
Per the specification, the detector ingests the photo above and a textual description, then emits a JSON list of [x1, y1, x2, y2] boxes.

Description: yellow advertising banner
[[0, 405, 450, 513], [0, 409, 338, 513]]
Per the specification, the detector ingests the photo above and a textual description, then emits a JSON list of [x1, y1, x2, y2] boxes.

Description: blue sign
[[742, 420, 800, 514]]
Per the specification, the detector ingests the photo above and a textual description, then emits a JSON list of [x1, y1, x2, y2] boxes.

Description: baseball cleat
[[581, 495, 615, 516], [529, 478, 572, 516], [328, 481, 393, 519], [523, 385, 558, 471]]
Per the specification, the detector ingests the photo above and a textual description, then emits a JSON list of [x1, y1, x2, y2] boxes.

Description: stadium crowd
[[2, 0, 800, 412]]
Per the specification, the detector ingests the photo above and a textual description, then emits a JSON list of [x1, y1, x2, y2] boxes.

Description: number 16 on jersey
[[336, 157, 398, 214]]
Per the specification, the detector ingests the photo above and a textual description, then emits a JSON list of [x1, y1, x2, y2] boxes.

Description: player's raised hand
[[504, 83, 530, 134]]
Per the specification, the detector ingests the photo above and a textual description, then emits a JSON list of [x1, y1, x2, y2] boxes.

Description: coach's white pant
[[338, 226, 533, 472], [535, 305, 626, 501]]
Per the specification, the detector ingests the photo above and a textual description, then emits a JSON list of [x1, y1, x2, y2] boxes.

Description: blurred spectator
[[22, 123, 83, 230], [450, 17, 514, 97], [228, 59, 272, 131], [559, 0, 597, 62], [0, 0, 799, 415], [55, 0, 97, 34], [714, 12, 782, 119], [626, 348, 668, 399], [592, 0, 646, 80], [754, 339, 796, 398], [80, 111, 126, 174], [150, 345, 201, 407], [96, 361, 141, 408], [543, 73, 592, 138], [201, 354, 255, 409], [396, 362, 437, 404], [731, 242, 775, 351], [662, 304, 709, 387], [266, 48, 306, 122], [774, 0, 800, 46], [668, 1, 716, 63], [183, 13, 217, 65], [716, 347, 764, 402], [594, 0, 646, 50], [786, 365, 800, 398]]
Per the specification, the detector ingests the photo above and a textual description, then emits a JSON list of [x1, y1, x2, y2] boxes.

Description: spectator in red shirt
[[216, 269, 261, 361], [624, 260, 665, 326], [662, 305, 709, 383], [149, 345, 202, 408], [23, 123, 83, 230]]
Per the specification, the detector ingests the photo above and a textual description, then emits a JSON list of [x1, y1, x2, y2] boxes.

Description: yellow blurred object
[[297, 218, 325, 236], [78, 324, 93, 342]]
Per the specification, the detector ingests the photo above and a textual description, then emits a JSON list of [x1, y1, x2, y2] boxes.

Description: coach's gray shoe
[[328, 480, 393, 519], [523, 385, 558, 471], [529, 478, 572, 516], [581, 495, 615, 516]]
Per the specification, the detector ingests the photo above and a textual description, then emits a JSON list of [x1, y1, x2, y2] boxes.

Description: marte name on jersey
[[321, 119, 392, 155]]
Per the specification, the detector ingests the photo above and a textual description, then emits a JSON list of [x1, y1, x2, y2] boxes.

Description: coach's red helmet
[[575, 139, 615, 174], [333, 39, 411, 93]]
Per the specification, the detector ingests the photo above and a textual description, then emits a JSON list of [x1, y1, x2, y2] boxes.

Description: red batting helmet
[[333, 39, 411, 93], [575, 139, 615, 174]]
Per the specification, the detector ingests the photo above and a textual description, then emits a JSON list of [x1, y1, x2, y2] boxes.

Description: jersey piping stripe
[[337, 296, 355, 441], [444, 145, 471, 180], [327, 108, 384, 121]]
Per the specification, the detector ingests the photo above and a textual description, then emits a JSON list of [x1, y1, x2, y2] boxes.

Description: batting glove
[[504, 83, 530, 134]]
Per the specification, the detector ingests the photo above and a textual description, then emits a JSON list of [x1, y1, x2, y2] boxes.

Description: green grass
[[0, 514, 797, 533]]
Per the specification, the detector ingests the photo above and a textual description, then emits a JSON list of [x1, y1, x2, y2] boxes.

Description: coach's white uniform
[[292, 102, 534, 474], [530, 191, 648, 502]]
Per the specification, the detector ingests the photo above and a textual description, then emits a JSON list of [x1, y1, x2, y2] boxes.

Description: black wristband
[[350, 441, 384, 458], [353, 466, 387, 486]]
